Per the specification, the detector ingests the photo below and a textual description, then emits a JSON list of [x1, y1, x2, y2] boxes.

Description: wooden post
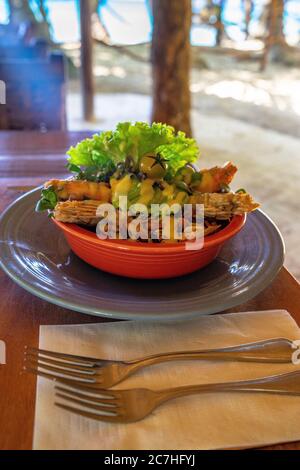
[[243, 0, 254, 39], [260, 0, 285, 70], [79, 0, 94, 121], [151, 0, 192, 136], [215, 0, 225, 46]]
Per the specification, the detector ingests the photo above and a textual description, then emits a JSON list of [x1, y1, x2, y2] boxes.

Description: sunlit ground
[[191, 67, 300, 116], [65, 40, 300, 138], [191, 75, 300, 114]]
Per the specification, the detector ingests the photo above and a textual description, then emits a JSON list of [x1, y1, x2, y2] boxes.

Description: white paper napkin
[[33, 310, 300, 450]]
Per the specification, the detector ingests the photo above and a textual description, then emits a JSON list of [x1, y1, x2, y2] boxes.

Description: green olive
[[139, 153, 168, 179]]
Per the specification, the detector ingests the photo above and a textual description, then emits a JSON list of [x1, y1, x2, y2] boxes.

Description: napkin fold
[[34, 310, 300, 450]]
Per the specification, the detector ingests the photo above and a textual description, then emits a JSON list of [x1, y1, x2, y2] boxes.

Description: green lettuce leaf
[[35, 187, 58, 213], [67, 122, 200, 179]]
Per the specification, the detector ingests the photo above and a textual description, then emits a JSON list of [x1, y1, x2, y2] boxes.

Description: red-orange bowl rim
[[52, 214, 247, 253]]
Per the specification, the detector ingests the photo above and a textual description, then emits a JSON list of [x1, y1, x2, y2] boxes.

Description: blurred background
[[0, 0, 299, 277]]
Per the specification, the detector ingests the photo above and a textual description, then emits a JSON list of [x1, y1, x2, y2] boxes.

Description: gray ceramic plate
[[0, 189, 284, 321]]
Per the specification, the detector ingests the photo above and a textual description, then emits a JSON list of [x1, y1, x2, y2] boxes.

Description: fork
[[54, 370, 300, 423], [24, 338, 296, 389]]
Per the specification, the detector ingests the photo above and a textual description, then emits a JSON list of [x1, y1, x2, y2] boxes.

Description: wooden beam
[[79, 0, 94, 121]]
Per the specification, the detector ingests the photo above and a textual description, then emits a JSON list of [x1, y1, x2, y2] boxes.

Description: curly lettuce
[[67, 122, 199, 180]]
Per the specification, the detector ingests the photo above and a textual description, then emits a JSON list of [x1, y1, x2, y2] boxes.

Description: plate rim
[[0, 189, 285, 321]]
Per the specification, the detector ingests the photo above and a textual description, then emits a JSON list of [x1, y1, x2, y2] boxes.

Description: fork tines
[[25, 346, 102, 366], [24, 347, 102, 384], [54, 385, 121, 423]]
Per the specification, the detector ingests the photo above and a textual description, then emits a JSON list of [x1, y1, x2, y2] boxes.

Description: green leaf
[[35, 199, 51, 212], [36, 187, 58, 213], [66, 122, 200, 181], [41, 188, 57, 206], [66, 163, 81, 174]]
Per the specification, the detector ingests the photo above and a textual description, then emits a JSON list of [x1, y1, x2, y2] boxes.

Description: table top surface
[[0, 131, 300, 451]]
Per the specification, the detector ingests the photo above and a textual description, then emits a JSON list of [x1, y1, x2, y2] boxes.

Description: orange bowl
[[53, 214, 246, 279]]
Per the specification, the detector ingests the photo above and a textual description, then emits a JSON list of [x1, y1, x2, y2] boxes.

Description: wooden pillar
[[151, 0, 192, 136], [79, 0, 94, 121], [215, 0, 225, 46], [260, 0, 285, 70], [244, 0, 254, 39]]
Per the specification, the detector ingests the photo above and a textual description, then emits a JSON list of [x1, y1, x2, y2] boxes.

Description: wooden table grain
[[0, 131, 300, 451]]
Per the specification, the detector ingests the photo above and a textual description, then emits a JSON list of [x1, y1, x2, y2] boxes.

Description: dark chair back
[[0, 50, 67, 131], [0, 40, 48, 60]]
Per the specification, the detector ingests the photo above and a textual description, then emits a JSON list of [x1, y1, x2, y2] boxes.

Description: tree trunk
[[271, 0, 285, 40], [215, 1, 225, 46], [261, 0, 285, 68], [151, 0, 192, 136], [79, 0, 95, 121], [243, 0, 253, 39]]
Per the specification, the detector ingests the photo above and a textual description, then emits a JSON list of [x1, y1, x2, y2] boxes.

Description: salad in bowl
[[36, 122, 259, 278]]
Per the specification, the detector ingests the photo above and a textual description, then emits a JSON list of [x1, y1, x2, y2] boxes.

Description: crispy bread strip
[[189, 192, 260, 220], [54, 192, 259, 225], [54, 200, 102, 225]]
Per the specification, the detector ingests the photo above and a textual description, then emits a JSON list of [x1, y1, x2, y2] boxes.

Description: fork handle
[[156, 370, 300, 404], [127, 338, 294, 375]]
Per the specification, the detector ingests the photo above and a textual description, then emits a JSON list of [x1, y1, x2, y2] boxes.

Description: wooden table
[[0, 131, 300, 451]]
